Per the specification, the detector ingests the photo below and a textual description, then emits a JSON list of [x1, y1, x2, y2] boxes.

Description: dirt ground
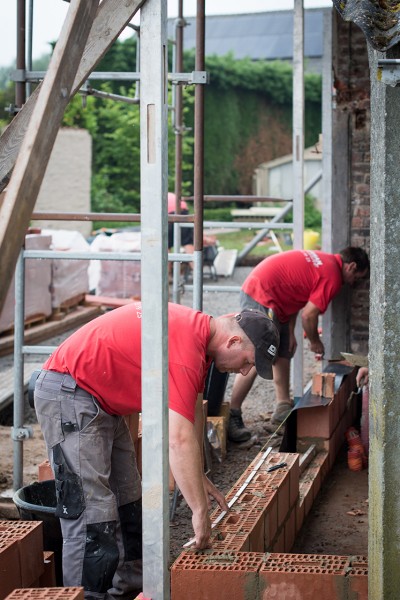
[[0, 265, 369, 566]]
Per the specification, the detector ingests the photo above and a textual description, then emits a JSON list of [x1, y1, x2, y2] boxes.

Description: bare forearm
[[302, 312, 319, 343]]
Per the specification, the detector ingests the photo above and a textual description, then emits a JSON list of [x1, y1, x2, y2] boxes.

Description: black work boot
[[228, 409, 251, 443]]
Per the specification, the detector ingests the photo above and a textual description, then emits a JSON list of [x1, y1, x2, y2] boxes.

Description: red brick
[[0, 521, 44, 587], [284, 507, 296, 552], [4, 590, 84, 600], [38, 460, 54, 482], [259, 554, 350, 599], [0, 539, 21, 600], [171, 551, 263, 600], [311, 373, 335, 398], [38, 551, 57, 588]]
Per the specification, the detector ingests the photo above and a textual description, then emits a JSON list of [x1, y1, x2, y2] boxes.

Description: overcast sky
[[0, 0, 332, 68]]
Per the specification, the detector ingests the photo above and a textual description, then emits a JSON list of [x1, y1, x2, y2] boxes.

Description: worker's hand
[[192, 509, 212, 549], [203, 474, 229, 512], [356, 366, 369, 387], [309, 339, 325, 357]]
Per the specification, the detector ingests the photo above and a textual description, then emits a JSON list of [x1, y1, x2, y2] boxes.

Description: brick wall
[[334, 14, 371, 354]]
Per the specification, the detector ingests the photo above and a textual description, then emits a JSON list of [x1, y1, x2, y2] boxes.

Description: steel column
[[292, 0, 305, 401], [140, 0, 170, 597]]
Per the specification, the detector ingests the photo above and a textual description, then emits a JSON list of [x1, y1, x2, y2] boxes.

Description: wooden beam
[[0, 0, 145, 193], [0, 0, 99, 313]]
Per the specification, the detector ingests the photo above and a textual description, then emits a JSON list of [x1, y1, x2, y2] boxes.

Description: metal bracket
[[377, 60, 400, 87], [12, 70, 210, 86], [11, 69, 25, 82], [169, 71, 209, 85], [11, 426, 34, 441]]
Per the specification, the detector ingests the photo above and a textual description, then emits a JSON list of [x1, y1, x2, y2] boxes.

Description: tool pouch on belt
[[53, 443, 86, 519]]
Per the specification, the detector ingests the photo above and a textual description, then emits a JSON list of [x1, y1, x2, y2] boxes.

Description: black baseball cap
[[235, 309, 279, 379]]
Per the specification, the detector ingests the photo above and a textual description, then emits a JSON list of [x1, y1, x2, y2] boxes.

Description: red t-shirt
[[43, 302, 211, 423], [242, 250, 343, 323]]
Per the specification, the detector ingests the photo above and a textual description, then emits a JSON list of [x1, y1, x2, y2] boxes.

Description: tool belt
[[28, 370, 41, 408]]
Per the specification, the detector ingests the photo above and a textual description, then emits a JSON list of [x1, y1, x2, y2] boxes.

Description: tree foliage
[[1, 36, 322, 215]]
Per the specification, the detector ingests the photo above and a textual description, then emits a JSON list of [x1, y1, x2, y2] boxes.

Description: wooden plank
[[0, 0, 99, 314], [0, 305, 102, 357], [0, 0, 145, 193]]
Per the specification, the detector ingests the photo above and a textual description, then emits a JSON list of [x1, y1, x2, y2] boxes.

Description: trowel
[[339, 352, 368, 368]]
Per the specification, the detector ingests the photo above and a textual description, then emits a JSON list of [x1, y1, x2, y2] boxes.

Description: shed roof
[[167, 8, 329, 61]]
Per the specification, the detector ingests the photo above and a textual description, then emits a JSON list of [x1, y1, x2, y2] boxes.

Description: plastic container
[[13, 479, 63, 585], [303, 230, 320, 250]]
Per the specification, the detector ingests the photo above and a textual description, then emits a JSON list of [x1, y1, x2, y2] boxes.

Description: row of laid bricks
[[171, 552, 368, 600], [171, 550, 368, 600], [171, 366, 367, 598]]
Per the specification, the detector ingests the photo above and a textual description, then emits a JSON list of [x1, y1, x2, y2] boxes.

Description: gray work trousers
[[34, 370, 142, 600]]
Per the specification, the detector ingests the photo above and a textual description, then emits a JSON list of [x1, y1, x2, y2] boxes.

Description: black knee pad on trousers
[[118, 499, 142, 561], [82, 522, 119, 592]]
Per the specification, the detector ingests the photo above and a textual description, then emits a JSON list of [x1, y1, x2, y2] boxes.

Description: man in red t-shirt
[[228, 247, 369, 443], [34, 301, 279, 599]]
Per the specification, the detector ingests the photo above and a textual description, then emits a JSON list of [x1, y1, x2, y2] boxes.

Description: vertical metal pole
[[26, 0, 33, 98], [192, 0, 205, 311], [16, 0, 26, 108], [292, 0, 304, 402], [13, 250, 25, 491], [140, 0, 170, 597], [172, 0, 184, 304], [321, 8, 334, 362]]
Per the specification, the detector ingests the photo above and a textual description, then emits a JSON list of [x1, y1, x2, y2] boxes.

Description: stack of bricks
[[0, 521, 57, 599], [297, 368, 359, 469]]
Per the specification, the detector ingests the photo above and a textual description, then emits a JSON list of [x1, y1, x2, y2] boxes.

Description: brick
[[348, 555, 368, 598], [297, 399, 339, 440], [259, 554, 350, 599], [0, 539, 21, 600], [284, 507, 296, 552], [211, 529, 250, 552], [38, 551, 57, 588], [171, 551, 263, 600], [295, 493, 305, 535], [311, 373, 336, 398], [38, 460, 54, 482], [4, 590, 84, 600], [0, 520, 44, 587]]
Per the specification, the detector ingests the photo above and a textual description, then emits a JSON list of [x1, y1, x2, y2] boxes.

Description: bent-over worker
[[228, 247, 370, 443], [34, 301, 279, 599]]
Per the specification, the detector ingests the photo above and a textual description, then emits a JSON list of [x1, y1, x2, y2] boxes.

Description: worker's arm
[[169, 408, 211, 549], [301, 301, 324, 356], [193, 396, 228, 511]]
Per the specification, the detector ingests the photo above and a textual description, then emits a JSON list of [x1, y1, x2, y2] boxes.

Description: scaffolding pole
[[140, 0, 170, 597], [292, 0, 305, 402]]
